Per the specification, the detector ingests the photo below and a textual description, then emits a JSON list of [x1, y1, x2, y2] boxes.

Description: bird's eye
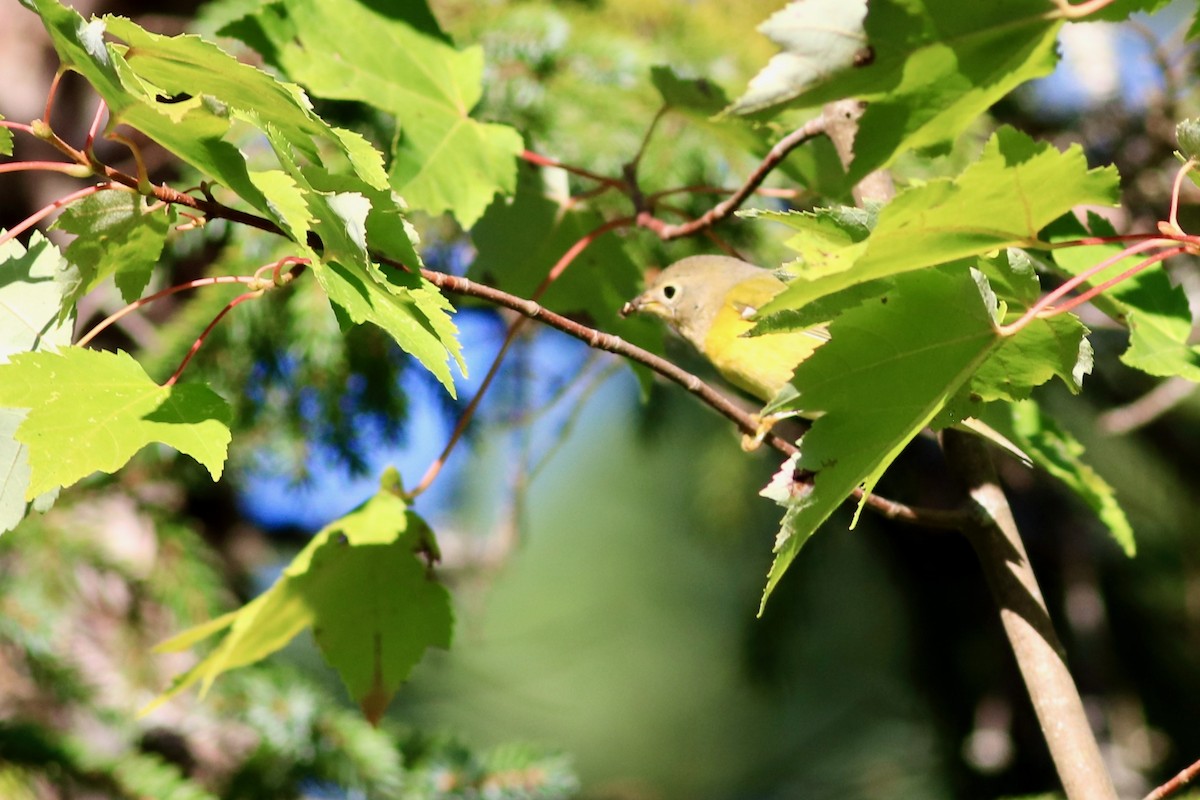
[[662, 284, 677, 300]]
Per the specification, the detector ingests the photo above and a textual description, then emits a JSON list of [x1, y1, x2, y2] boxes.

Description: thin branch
[[75, 275, 265, 348], [1098, 377, 1196, 435], [528, 360, 619, 479], [0, 119, 36, 137], [538, 216, 632, 290], [0, 183, 115, 249], [997, 238, 1176, 336], [0, 161, 92, 177], [637, 115, 827, 240], [519, 149, 623, 187], [408, 318, 522, 498], [415, 265, 966, 529], [627, 105, 668, 174], [1127, 18, 1182, 128], [409, 217, 632, 499], [943, 431, 1118, 800], [105, 130, 150, 191], [1167, 158, 1196, 235], [166, 289, 264, 385], [1048, 246, 1185, 317], [648, 184, 803, 202], [29, 128, 290, 239], [42, 69, 64, 130], [3, 110, 960, 528], [1145, 755, 1200, 800], [84, 98, 107, 153]]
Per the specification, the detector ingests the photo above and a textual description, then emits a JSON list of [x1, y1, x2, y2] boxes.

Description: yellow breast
[[702, 276, 827, 402]]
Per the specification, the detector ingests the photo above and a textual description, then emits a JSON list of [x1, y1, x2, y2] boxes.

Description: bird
[[621, 254, 826, 403], [622, 253, 1028, 460]]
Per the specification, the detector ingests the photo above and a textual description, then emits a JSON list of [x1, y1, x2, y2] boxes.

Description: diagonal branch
[[415, 264, 967, 530], [636, 116, 828, 240]]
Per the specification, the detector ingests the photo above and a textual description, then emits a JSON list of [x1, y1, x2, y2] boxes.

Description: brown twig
[[519, 149, 623, 188], [636, 116, 828, 240], [166, 289, 264, 386], [0, 183, 115, 248], [75, 274, 265, 348], [1145, 756, 1200, 800], [408, 217, 633, 499], [415, 265, 966, 529], [1098, 376, 1197, 435]]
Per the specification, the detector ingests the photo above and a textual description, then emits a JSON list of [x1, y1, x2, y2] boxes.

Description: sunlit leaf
[[262, 126, 465, 394], [732, 0, 1063, 182], [28, 0, 387, 221], [472, 164, 645, 332], [759, 128, 1119, 315], [955, 250, 1092, 407], [223, 0, 522, 226], [0, 115, 12, 156], [0, 232, 74, 531], [729, 0, 868, 114], [1047, 212, 1200, 381], [0, 348, 230, 498]]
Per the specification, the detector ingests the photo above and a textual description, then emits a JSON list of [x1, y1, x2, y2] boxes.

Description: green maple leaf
[[732, 0, 1064, 182], [0, 114, 12, 156], [1047, 212, 1200, 381], [222, 0, 522, 226], [977, 400, 1134, 555], [953, 250, 1092, 408], [472, 164, 646, 333], [26, 0, 387, 222], [759, 128, 1119, 316], [759, 268, 1001, 611], [0, 232, 75, 532], [258, 125, 465, 395], [149, 472, 452, 723], [0, 348, 231, 498], [52, 190, 172, 306]]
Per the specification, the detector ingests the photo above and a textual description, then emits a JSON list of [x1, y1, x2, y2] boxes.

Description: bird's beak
[[620, 294, 646, 318]]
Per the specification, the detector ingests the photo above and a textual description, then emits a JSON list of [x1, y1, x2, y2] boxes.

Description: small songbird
[[621, 254, 827, 402], [623, 254, 1028, 460]]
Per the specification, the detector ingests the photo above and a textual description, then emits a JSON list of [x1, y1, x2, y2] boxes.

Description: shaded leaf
[[472, 164, 645, 333], [650, 65, 731, 116], [761, 268, 1001, 611], [149, 474, 452, 721], [979, 400, 1134, 555], [52, 190, 172, 305]]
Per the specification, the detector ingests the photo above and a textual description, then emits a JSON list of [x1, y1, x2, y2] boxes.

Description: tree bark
[[943, 431, 1118, 800]]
